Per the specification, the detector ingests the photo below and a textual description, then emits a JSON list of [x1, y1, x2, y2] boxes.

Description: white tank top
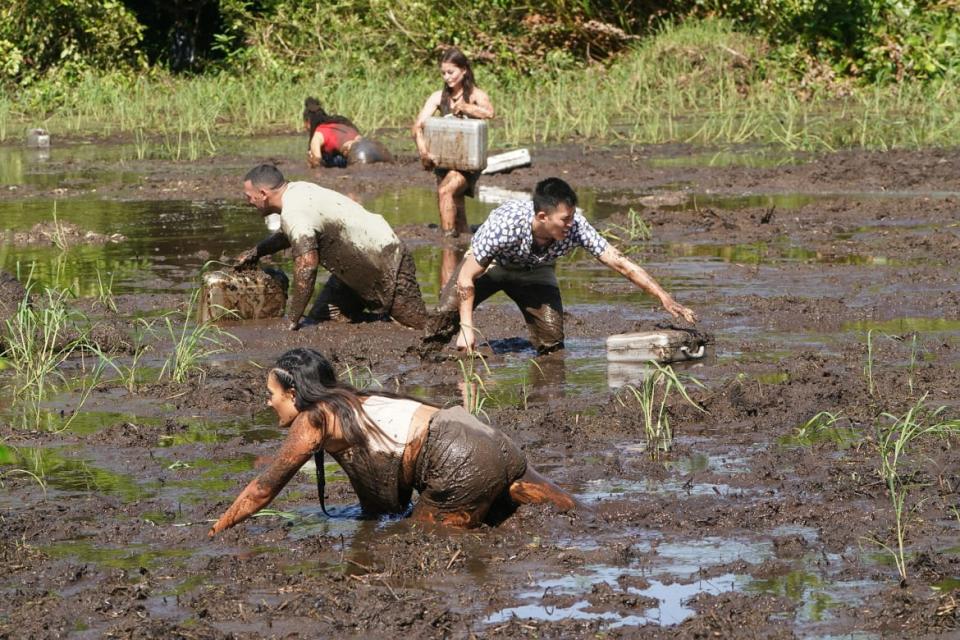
[[361, 396, 422, 455]]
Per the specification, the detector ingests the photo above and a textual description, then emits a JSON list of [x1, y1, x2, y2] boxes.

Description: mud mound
[[5, 221, 125, 247]]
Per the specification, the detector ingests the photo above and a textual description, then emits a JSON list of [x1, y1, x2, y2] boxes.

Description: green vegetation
[[601, 208, 652, 247], [2, 16, 960, 151], [0, 277, 108, 429], [864, 329, 878, 398], [870, 395, 960, 581], [457, 354, 491, 417], [617, 362, 704, 457], [157, 290, 240, 384], [340, 363, 383, 391]]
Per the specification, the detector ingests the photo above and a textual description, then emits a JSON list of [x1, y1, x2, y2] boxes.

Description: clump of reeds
[[617, 362, 704, 457], [157, 290, 240, 384], [869, 394, 960, 582]]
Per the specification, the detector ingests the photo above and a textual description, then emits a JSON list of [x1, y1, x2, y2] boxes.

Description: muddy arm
[[308, 131, 324, 168], [509, 466, 577, 512], [286, 248, 319, 330], [456, 253, 486, 352], [453, 88, 495, 119], [257, 232, 291, 257], [412, 91, 442, 168], [209, 414, 320, 536], [597, 246, 697, 323]]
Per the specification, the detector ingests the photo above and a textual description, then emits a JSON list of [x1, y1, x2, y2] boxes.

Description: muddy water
[[2, 139, 960, 638]]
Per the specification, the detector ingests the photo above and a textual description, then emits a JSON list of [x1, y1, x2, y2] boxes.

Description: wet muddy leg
[[388, 250, 428, 329], [508, 467, 576, 511], [503, 282, 565, 354]]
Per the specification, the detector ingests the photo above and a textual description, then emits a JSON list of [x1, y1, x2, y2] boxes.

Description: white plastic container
[[198, 268, 288, 323], [423, 116, 488, 171], [605, 330, 706, 364], [482, 148, 531, 174]]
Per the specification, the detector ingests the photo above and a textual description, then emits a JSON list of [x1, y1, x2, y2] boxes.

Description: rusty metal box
[[423, 116, 488, 171], [198, 268, 288, 323]]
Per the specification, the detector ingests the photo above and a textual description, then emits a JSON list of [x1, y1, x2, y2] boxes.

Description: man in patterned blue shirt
[[424, 177, 697, 354]]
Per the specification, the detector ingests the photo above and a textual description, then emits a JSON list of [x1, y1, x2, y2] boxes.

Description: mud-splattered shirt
[[280, 182, 403, 311], [471, 199, 608, 269]]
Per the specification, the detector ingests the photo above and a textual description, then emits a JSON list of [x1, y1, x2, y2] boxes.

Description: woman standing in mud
[[412, 48, 495, 238], [209, 348, 574, 535], [304, 97, 392, 168]]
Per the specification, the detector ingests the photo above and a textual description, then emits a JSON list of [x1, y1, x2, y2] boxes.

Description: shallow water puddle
[[665, 240, 898, 266], [486, 526, 885, 632], [485, 568, 744, 628], [42, 539, 194, 572], [0, 443, 152, 502]]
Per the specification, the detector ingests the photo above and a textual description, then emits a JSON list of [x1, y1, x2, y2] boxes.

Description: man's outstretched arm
[[597, 246, 697, 323]]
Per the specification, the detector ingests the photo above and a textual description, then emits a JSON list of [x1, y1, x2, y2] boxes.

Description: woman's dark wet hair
[[271, 347, 436, 447], [439, 47, 476, 109], [533, 177, 578, 214], [303, 96, 359, 138]]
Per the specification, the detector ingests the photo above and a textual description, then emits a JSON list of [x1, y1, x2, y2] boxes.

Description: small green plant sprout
[[457, 352, 491, 417], [340, 362, 383, 391], [105, 318, 155, 393], [519, 359, 545, 410], [617, 362, 705, 458], [869, 394, 960, 582], [0, 445, 47, 495], [863, 329, 878, 398], [158, 290, 241, 384], [782, 411, 859, 449], [907, 333, 919, 395], [50, 203, 70, 252], [94, 268, 118, 313], [601, 208, 653, 247]]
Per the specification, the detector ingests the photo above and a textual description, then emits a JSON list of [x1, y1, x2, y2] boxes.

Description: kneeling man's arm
[[597, 246, 697, 323], [287, 249, 319, 330], [457, 253, 487, 352], [235, 232, 291, 267]]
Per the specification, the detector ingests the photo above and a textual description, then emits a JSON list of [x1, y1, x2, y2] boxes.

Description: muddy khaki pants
[[308, 250, 427, 329], [424, 257, 564, 353]]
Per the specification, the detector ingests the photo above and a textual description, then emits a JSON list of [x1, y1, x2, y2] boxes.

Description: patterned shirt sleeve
[[570, 212, 608, 258], [470, 201, 525, 266]]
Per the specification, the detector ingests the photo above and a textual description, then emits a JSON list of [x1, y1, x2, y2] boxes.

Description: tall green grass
[[3, 20, 960, 151]]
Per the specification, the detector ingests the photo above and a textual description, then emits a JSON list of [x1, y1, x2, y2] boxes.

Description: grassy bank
[[3, 20, 959, 153]]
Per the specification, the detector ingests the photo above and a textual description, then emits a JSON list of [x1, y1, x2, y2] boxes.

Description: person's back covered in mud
[[234, 164, 426, 330], [304, 97, 392, 168], [208, 348, 576, 535]]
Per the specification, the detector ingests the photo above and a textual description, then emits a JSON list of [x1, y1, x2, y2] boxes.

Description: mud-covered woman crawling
[[208, 348, 576, 535]]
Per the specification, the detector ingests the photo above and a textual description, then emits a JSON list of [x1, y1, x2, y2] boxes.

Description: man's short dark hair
[[533, 177, 578, 214], [244, 164, 286, 189]]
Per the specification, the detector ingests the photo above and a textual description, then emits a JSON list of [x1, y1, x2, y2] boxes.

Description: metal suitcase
[[605, 330, 706, 364], [423, 116, 488, 171], [198, 268, 288, 323]]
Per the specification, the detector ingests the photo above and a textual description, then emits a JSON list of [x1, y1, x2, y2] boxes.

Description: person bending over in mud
[[412, 47, 494, 238], [303, 97, 392, 168], [424, 177, 698, 354], [208, 347, 575, 535], [235, 164, 427, 330]]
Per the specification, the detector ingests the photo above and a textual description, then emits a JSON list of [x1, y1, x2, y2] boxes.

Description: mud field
[[1, 139, 959, 639]]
